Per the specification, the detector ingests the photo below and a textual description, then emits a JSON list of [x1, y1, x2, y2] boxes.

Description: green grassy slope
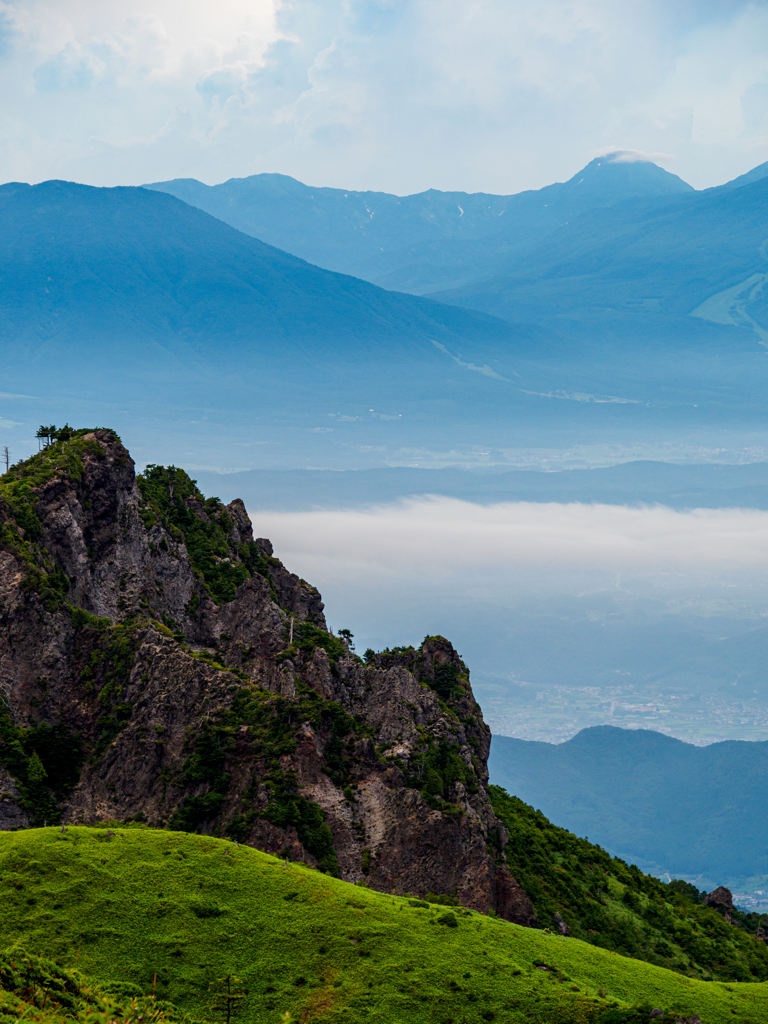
[[1, 828, 767, 1024], [490, 787, 768, 983], [0, 947, 183, 1024]]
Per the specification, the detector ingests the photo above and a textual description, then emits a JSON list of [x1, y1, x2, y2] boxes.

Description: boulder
[[552, 912, 571, 936], [704, 886, 734, 924]]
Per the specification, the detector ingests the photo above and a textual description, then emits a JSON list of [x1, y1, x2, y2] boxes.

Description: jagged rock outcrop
[[0, 429, 535, 923], [704, 886, 734, 924]]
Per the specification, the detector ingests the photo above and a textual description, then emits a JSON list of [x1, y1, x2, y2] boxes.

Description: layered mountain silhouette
[[146, 154, 693, 293], [0, 179, 520, 372], [436, 173, 768, 337], [146, 156, 768, 360], [143, 157, 768, 424], [489, 726, 768, 883], [4, 156, 768, 470]]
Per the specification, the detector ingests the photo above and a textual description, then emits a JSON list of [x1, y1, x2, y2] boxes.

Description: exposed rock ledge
[[0, 429, 535, 924]]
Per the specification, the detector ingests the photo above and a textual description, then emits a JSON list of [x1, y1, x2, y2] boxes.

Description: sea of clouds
[[251, 497, 768, 742], [254, 496, 768, 580], [250, 496, 768, 662]]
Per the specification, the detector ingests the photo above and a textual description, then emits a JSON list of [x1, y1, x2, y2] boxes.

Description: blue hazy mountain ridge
[[4, 175, 755, 475], [716, 160, 768, 190], [4, 169, 768, 474], [192, 459, 768, 512], [0, 178, 525, 380], [488, 727, 768, 883], [145, 156, 693, 294], [141, 158, 768, 434], [147, 157, 768, 381], [435, 173, 768, 334]]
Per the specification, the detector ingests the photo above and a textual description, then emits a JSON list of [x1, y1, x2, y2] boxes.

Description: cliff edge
[[0, 428, 534, 923]]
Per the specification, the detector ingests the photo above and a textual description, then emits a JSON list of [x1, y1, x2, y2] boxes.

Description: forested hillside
[[491, 787, 768, 982]]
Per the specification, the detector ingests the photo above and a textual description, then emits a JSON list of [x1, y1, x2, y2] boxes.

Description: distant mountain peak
[[562, 155, 693, 195]]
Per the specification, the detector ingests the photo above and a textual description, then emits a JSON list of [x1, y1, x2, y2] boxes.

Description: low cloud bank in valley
[[252, 497, 768, 745], [253, 497, 768, 579]]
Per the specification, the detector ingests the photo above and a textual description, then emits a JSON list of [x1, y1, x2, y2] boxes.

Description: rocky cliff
[[0, 428, 534, 922]]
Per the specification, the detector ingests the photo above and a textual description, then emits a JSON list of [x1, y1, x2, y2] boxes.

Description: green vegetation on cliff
[[490, 787, 768, 983], [0, 713, 83, 827], [167, 681, 365, 875], [0, 428, 114, 611], [2, 827, 768, 1024], [137, 464, 265, 605]]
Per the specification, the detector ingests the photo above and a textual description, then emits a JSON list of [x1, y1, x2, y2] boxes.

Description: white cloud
[[600, 147, 677, 164], [247, 496, 768, 745], [253, 497, 768, 578], [643, 4, 768, 149], [249, 497, 768, 695], [0, 0, 767, 191]]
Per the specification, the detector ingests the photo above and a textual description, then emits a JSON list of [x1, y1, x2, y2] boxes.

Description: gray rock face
[[552, 912, 570, 936], [704, 886, 734, 923], [0, 430, 535, 923], [0, 766, 29, 829]]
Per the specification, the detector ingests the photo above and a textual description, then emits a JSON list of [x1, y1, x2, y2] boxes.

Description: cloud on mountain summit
[[1, 0, 768, 192], [602, 149, 678, 164]]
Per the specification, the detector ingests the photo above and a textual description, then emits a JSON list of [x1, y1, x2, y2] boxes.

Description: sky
[[1, 0, 768, 194]]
